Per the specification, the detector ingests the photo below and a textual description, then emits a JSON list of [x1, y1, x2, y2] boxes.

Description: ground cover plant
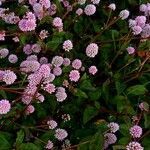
[[0, 0, 150, 149]]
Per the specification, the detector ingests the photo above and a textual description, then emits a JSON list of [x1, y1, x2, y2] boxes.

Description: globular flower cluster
[[19, 12, 36, 31], [128, 3, 150, 38], [55, 128, 68, 141], [129, 125, 142, 138], [0, 99, 11, 114], [119, 9, 130, 20], [45, 140, 53, 150], [86, 43, 99, 58], [104, 122, 119, 149], [0, 70, 17, 85], [47, 120, 57, 129], [126, 142, 144, 150], [1, 0, 149, 149], [63, 40, 73, 52], [104, 133, 117, 149], [107, 122, 119, 133]]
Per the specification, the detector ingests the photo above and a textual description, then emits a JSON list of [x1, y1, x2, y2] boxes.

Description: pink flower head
[[129, 19, 136, 28], [89, 66, 98, 75], [141, 24, 150, 38], [31, 43, 41, 53], [0, 99, 11, 114], [139, 102, 149, 112], [39, 30, 48, 39], [76, 8, 83, 16], [63, 58, 71, 66], [3, 70, 17, 85], [135, 16, 146, 28], [104, 133, 117, 149], [53, 17, 63, 28], [29, 0, 37, 5], [53, 67, 62, 76], [55, 128, 68, 141], [91, 0, 100, 5], [27, 55, 38, 61], [43, 73, 55, 84], [39, 0, 51, 9], [126, 142, 143, 150], [69, 70, 80, 82], [72, 59, 82, 69], [39, 64, 51, 78], [0, 48, 9, 58], [8, 54, 18, 63], [84, 4, 96, 16], [33, 3, 43, 13], [129, 125, 142, 138], [47, 120, 57, 129], [119, 9, 130, 20], [19, 12, 36, 32], [140, 4, 147, 12], [55, 91, 67, 102], [43, 83, 56, 94], [126, 46, 135, 54], [45, 140, 53, 149], [108, 3, 116, 11], [25, 105, 35, 115], [86, 43, 98, 58], [132, 26, 142, 35], [20, 60, 40, 73], [39, 57, 48, 64], [23, 44, 32, 55], [26, 12, 36, 20], [63, 40, 73, 52], [107, 122, 119, 133], [51, 56, 64, 67]]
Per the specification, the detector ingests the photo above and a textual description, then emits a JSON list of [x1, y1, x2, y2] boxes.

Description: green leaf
[[83, 106, 98, 124], [127, 85, 147, 95], [74, 89, 88, 99], [16, 130, 24, 147], [0, 90, 7, 99], [0, 133, 12, 150], [118, 137, 129, 145], [144, 113, 150, 128], [89, 131, 103, 150], [89, 89, 101, 101], [18, 143, 40, 150]]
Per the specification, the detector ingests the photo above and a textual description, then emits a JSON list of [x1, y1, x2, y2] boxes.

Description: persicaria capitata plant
[[0, 0, 150, 149]]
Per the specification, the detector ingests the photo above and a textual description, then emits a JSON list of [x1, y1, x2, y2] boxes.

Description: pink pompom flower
[[84, 4, 96, 16], [53, 17, 63, 28], [126, 46, 135, 55], [72, 59, 82, 69], [89, 66, 98, 75], [126, 142, 143, 150], [0, 99, 11, 114], [55, 128, 68, 141], [45, 140, 53, 149], [63, 40, 73, 52], [129, 125, 142, 138], [86, 43, 99, 58], [3, 70, 17, 85], [25, 105, 35, 115], [119, 9, 130, 20], [69, 70, 80, 82]]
